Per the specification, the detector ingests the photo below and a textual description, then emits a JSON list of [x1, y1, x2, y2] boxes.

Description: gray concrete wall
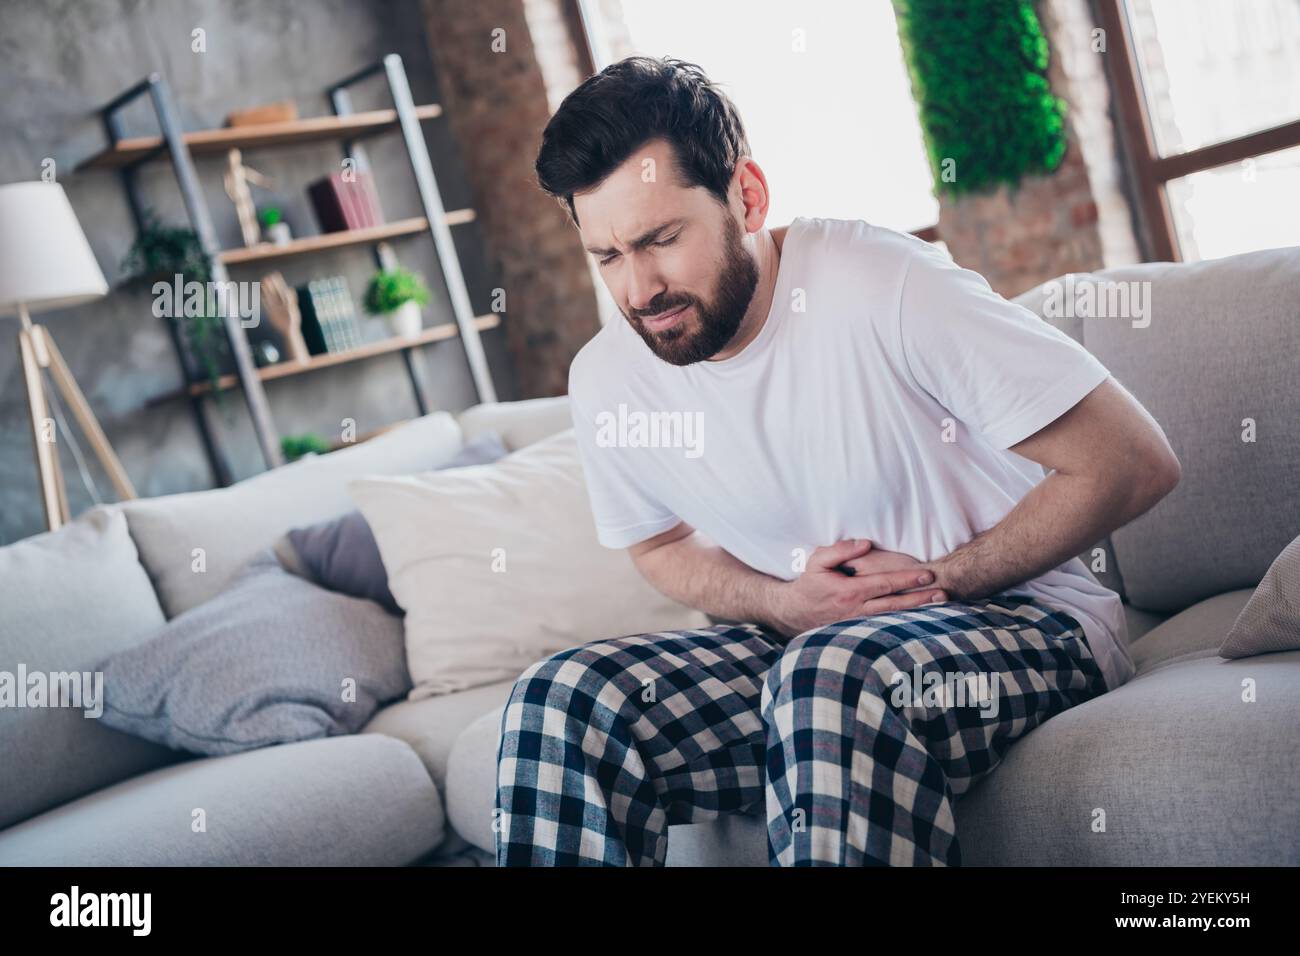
[[0, 0, 519, 544]]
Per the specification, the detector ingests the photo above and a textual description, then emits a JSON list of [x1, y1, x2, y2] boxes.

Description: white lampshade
[[0, 181, 109, 318]]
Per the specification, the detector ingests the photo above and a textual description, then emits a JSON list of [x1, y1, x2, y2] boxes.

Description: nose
[[625, 256, 667, 316]]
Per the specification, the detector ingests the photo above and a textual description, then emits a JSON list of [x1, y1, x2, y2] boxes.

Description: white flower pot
[[387, 300, 423, 338], [264, 222, 291, 245]]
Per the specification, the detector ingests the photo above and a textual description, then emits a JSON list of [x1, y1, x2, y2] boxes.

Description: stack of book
[[307, 171, 385, 232], [296, 276, 363, 355]]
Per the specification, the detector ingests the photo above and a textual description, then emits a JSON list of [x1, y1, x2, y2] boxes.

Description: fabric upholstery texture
[[96, 550, 411, 755], [1221, 534, 1300, 659], [120, 412, 464, 617], [0, 508, 181, 830], [282, 430, 508, 612]]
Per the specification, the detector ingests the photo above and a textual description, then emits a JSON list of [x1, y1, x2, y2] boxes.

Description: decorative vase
[[387, 299, 423, 338]]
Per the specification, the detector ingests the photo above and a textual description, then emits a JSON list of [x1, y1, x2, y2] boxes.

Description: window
[[1100, 0, 1300, 261], [574, 0, 939, 235]]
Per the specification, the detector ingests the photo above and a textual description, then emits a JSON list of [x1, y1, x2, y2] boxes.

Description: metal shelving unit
[[81, 54, 498, 484]]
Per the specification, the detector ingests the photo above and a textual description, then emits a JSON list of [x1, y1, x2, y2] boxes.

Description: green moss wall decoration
[[893, 0, 1068, 197]]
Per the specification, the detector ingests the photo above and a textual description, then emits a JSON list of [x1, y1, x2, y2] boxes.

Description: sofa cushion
[[121, 412, 464, 617], [456, 395, 573, 451], [363, 678, 515, 790], [280, 430, 509, 613], [350, 430, 710, 698], [1026, 250, 1300, 613], [1222, 533, 1300, 659], [665, 816, 769, 866], [0, 733, 442, 865], [1122, 601, 1166, 645], [953, 649, 1300, 865], [95, 550, 411, 755], [445, 705, 503, 853], [1129, 589, 1254, 676], [446, 703, 770, 865], [0, 507, 182, 831]]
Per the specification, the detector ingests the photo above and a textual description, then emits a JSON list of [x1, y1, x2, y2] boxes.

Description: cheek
[[663, 248, 712, 297]]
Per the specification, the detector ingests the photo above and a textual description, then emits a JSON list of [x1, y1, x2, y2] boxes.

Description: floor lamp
[[0, 181, 136, 532]]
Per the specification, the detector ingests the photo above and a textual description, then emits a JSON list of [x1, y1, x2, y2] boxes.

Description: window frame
[[1097, 0, 1300, 261]]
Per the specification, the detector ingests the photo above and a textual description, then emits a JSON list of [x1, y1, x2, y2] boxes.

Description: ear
[[732, 155, 771, 233]]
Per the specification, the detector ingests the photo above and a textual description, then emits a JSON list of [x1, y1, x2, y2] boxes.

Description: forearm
[[634, 530, 787, 632], [922, 470, 1161, 602]]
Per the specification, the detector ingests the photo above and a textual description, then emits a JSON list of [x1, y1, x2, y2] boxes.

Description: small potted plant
[[281, 432, 332, 462], [363, 267, 430, 339], [260, 207, 291, 245]]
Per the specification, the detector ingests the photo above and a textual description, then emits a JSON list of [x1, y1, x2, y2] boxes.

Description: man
[[496, 56, 1180, 866]]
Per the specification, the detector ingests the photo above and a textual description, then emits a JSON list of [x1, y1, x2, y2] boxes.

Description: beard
[[625, 213, 760, 366]]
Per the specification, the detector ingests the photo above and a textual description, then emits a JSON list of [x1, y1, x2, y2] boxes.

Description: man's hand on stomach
[[768, 538, 947, 637]]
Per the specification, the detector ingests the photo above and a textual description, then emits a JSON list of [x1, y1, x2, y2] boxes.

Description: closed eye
[[598, 233, 679, 267]]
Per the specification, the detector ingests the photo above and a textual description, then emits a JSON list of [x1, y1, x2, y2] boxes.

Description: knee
[[762, 625, 889, 710], [505, 642, 634, 725]]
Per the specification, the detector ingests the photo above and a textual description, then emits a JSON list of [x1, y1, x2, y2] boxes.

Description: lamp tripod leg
[[35, 324, 137, 501], [18, 327, 68, 531]]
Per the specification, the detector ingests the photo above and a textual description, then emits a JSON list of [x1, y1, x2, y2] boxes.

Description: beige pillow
[[1220, 533, 1300, 659], [348, 429, 709, 699]]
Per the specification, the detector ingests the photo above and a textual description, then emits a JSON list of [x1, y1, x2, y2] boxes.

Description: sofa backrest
[[1017, 246, 1300, 614], [457, 395, 574, 451], [120, 411, 464, 618]]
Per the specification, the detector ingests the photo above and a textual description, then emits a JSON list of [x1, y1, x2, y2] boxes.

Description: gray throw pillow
[[1220, 533, 1300, 659], [281, 430, 509, 612], [94, 549, 411, 755]]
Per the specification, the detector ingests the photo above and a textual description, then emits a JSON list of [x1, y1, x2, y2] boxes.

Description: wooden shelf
[[218, 210, 475, 266], [161, 313, 500, 399], [77, 105, 444, 170]]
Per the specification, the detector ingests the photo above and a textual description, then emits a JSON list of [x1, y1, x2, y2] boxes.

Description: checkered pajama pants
[[495, 593, 1108, 866]]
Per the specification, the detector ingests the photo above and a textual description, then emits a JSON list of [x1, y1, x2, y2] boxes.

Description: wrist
[[758, 578, 794, 637], [921, 558, 963, 602]]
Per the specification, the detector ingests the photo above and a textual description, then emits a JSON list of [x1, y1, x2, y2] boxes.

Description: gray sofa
[[1, 246, 1297, 866]]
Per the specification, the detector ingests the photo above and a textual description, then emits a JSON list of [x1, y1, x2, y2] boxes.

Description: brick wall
[[935, 0, 1142, 297], [420, 0, 601, 398]]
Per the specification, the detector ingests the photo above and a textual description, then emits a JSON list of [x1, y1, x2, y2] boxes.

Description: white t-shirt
[[568, 217, 1134, 692]]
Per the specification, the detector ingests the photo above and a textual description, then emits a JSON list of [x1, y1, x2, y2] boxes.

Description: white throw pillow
[[349, 428, 710, 699]]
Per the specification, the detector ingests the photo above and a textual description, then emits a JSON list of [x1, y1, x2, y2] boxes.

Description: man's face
[[574, 139, 759, 366]]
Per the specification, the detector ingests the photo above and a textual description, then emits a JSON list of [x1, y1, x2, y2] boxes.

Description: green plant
[[892, 0, 1067, 197], [363, 267, 431, 315], [280, 433, 332, 462], [259, 206, 283, 228], [120, 214, 228, 398]]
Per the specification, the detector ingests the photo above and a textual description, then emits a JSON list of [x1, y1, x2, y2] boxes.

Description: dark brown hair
[[534, 56, 751, 226]]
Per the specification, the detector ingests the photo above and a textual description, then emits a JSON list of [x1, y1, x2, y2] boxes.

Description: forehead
[[574, 139, 709, 245]]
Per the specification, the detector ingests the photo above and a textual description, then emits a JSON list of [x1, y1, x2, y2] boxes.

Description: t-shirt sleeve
[[567, 374, 682, 549], [895, 242, 1112, 451]]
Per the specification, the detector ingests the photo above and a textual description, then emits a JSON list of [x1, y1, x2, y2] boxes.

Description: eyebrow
[[584, 218, 686, 257]]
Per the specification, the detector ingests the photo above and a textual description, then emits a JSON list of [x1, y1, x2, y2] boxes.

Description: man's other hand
[[768, 539, 947, 637]]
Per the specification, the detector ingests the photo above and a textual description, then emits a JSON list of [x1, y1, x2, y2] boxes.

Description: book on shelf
[[307, 174, 351, 233], [306, 172, 385, 233], [296, 276, 362, 355], [352, 170, 385, 227]]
